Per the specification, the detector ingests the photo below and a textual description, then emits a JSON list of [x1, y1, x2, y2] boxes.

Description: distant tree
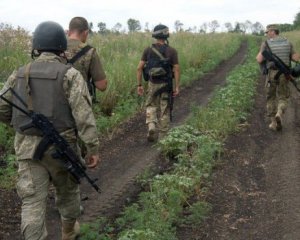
[[233, 22, 242, 33], [224, 22, 233, 32], [89, 22, 94, 34], [144, 22, 150, 32], [112, 22, 122, 34], [208, 20, 220, 33], [97, 22, 107, 34], [252, 22, 264, 35], [278, 23, 294, 32], [185, 27, 193, 32], [293, 11, 300, 29], [199, 22, 207, 33], [174, 20, 184, 32], [244, 20, 253, 33], [239, 22, 247, 33], [127, 18, 141, 32]]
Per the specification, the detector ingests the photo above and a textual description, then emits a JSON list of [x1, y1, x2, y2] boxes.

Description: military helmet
[[32, 21, 67, 52], [152, 24, 169, 39], [265, 24, 279, 33]]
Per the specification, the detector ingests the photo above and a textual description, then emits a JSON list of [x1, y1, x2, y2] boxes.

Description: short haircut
[[69, 17, 89, 33]]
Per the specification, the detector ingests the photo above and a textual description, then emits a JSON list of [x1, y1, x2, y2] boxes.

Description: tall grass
[[89, 32, 243, 133], [282, 30, 300, 53], [91, 32, 243, 109], [0, 23, 31, 81]]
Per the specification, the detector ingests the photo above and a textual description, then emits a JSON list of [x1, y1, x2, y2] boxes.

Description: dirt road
[[0, 42, 247, 239], [178, 77, 300, 239]]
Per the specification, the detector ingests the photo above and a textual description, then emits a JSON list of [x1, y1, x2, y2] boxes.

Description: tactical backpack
[[143, 44, 172, 81]]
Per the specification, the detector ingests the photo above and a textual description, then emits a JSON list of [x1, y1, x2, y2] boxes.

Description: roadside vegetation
[[79, 36, 260, 239], [0, 25, 242, 188]]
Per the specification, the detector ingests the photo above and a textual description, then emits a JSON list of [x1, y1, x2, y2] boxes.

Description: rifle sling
[[150, 46, 166, 60], [68, 45, 93, 64], [24, 63, 33, 111]]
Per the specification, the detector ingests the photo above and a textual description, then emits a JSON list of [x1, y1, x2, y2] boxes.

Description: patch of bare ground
[[177, 77, 300, 240]]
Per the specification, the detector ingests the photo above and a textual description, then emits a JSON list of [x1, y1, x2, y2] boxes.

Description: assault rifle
[[87, 79, 97, 103], [153, 74, 174, 122], [0, 87, 100, 193], [262, 49, 300, 92]]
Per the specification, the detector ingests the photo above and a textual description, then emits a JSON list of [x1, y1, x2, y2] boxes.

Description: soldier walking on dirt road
[[66, 16, 108, 102], [256, 24, 300, 131], [0, 21, 100, 240], [137, 24, 180, 141]]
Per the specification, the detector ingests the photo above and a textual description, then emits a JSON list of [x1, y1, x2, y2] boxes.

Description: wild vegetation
[[0, 26, 243, 188]]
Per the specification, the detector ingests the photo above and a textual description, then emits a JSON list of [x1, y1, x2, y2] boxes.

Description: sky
[[0, 0, 299, 33]]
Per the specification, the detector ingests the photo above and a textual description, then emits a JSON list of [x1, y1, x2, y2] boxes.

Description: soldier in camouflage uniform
[[256, 24, 300, 131], [65, 16, 107, 97], [137, 24, 180, 141], [0, 21, 100, 240]]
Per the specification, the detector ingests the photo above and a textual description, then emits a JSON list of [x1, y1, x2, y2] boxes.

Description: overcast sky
[[0, 0, 299, 32]]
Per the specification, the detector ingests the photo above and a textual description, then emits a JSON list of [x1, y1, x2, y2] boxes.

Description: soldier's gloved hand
[[86, 155, 100, 168]]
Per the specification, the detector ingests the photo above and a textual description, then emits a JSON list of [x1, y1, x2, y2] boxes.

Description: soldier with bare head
[[66, 16, 107, 102]]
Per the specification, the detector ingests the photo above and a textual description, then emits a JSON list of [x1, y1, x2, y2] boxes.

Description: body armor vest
[[12, 61, 76, 135], [267, 37, 291, 66]]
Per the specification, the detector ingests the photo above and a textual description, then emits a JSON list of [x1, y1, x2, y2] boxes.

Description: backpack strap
[[150, 46, 167, 60], [68, 45, 93, 64]]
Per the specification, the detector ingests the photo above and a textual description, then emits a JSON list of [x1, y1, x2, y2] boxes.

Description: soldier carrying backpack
[[137, 24, 180, 142]]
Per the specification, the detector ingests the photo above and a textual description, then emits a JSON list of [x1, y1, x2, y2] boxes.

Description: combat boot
[[147, 122, 157, 142], [275, 109, 283, 131], [62, 219, 80, 240], [268, 117, 277, 131]]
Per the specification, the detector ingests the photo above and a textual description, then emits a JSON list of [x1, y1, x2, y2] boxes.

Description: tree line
[[90, 11, 300, 35]]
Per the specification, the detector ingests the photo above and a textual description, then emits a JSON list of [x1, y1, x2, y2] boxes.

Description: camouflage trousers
[[265, 70, 290, 117], [145, 81, 170, 133], [16, 146, 80, 240]]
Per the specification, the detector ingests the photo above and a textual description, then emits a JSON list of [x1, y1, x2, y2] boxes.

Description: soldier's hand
[[137, 86, 144, 96], [173, 86, 179, 96], [86, 155, 100, 168]]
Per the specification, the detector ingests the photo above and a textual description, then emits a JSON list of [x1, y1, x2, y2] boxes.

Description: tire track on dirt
[[180, 75, 300, 239], [76, 41, 248, 223], [0, 41, 248, 240]]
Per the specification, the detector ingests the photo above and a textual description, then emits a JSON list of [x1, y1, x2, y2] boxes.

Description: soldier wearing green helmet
[[137, 24, 180, 141], [0, 21, 100, 239]]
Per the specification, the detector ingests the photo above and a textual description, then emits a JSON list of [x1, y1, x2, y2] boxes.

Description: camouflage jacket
[[66, 39, 106, 83], [0, 52, 99, 160]]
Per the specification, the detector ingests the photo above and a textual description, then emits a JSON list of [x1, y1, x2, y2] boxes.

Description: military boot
[[62, 220, 80, 240], [275, 109, 283, 131], [147, 122, 157, 142], [268, 117, 277, 131]]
